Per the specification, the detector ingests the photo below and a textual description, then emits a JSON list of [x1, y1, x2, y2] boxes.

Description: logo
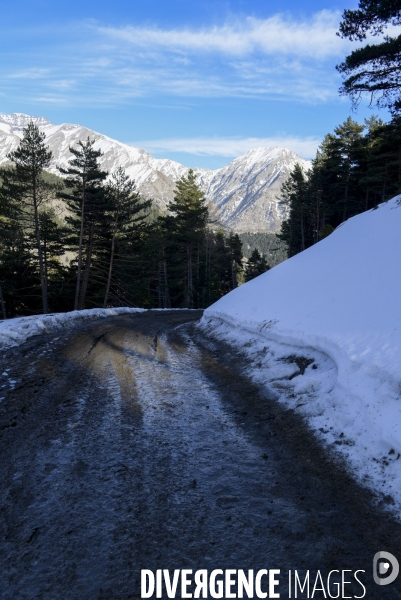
[[373, 552, 399, 586]]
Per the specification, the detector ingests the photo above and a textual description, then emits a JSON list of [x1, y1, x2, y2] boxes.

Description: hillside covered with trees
[[280, 0, 401, 258], [239, 232, 287, 265], [279, 114, 401, 257], [0, 123, 251, 317]]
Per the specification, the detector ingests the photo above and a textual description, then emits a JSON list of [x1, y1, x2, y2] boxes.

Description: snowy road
[[0, 311, 401, 599]]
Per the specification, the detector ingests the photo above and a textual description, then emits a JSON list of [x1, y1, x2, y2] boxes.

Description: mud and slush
[[0, 310, 400, 599]]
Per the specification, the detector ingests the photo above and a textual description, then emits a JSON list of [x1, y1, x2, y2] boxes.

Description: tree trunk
[[75, 178, 86, 310], [0, 283, 6, 320], [315, 190, 321, 244], [103, 214, 118, 309], [33, 181, 48, 313], [204, 235, 211, 306], [321, 196, 326, 233], [208, 238, 211, 306], [231, 259, 237, 290], [185, 247, 193, 308], [343, 182, 349, 222], [300, 207, 305, 252], [197, 243, 200, 293], [43, 237, 48, 285], [163, 260, 171, 309], [398, 147, 401, 188], [79, 221, 94, 310], [158, 263, 162, 309], [289, 212, 294, 257], [342, 168, 350, 222]]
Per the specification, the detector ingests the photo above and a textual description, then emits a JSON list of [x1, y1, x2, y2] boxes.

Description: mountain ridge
[[0, 113, 310, 232]]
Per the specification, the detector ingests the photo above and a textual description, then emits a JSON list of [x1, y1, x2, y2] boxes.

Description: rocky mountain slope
[[0, 113, 310, 232], [197, 147, 310, 233]]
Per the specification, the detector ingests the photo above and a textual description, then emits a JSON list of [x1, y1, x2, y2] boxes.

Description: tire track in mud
[[0, 311, 400, 599]]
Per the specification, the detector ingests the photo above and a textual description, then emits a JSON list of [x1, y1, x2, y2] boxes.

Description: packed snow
[[200, 196, 401, 512], [0, 307, 146, 349], [0, 307, 198, 350]]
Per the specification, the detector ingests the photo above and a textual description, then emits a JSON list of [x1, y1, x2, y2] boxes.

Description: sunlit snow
[[200, 196, 401, 512]]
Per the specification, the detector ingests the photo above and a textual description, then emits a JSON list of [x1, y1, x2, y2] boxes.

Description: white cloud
[[33, 95, 69, 104], [98, 11, 350, 60], [1, 11, 356, 107], [131, 136, 321, 160], [8, 68, 51, 80], [84, 58, 113, 68], [98, 13, 401, 60], [102, 58, 337, 102], [46, 79, 76, 90]]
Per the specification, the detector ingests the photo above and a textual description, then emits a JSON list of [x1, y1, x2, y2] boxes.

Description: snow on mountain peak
[[0, 113, 310, 232], [0, 113, 52, 129], [240, 146, 287, 161]]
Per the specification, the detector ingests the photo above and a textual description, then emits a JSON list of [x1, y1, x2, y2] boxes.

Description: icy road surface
[[0, 311, 400, 599]]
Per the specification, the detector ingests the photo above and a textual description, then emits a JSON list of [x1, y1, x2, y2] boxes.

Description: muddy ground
[[0, 310, 400, 599]]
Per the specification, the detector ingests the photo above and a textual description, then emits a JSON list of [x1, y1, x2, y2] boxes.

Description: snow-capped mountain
[[197, 147, 310, 233], [0, 113, 310, 232]]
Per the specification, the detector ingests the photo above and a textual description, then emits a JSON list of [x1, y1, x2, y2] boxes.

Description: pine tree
[[0, 283, 5, 319], [324, 118, 365, 220], [210, 230, 232, 299], [163, 169, 209, 308], [245, 249, 270, 282], [337, 0, 401, 112], [0, 179, 20, 318], [140, 219, 171, 308], [279, 117, 368, 260], [363, 116, 401, 203], [5, 122, 54, 313], [278, 163, 311, 255], [36, 209, 71, 310], [102, 167, 152, 308], [207, 230, 244, 301], [0, 182, 38, 317], [59, 138, 107, 310], [229, 233, 243, 289]]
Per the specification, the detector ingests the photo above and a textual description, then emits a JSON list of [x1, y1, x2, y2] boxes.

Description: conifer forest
[[3, 115, 401, 317], [0, 123, 248, 317], [279, 114, 401, 257]]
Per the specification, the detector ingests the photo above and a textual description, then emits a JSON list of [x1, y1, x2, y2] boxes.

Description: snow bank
[[0, 307, 146, 349], [200, 196, 401, 510]]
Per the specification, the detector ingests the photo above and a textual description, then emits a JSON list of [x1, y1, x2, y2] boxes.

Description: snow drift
[[200, 196, 401, 510], [0, 307, 146, 349]]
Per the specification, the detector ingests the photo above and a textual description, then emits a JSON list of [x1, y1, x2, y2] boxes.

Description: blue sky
[[0, 0, 390, 169]]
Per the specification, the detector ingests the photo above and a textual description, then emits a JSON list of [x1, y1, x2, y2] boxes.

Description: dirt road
[[0, 310, 401, 599]]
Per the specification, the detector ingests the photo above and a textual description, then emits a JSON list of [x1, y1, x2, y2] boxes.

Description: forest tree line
[[0, 123, 269, 318], [278, 0, 401, 259], [279, 114, 401, 257], [239, 232, 288, 265]]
